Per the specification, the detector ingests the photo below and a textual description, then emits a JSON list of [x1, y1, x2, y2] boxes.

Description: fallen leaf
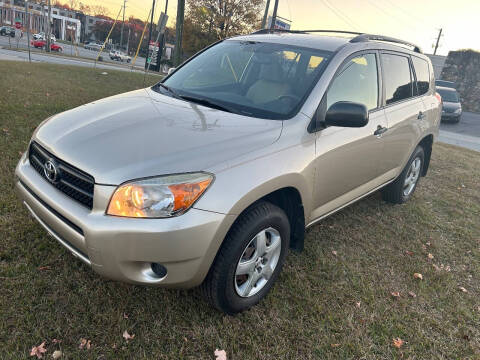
[[2, 128, 8, 133], [408, 291, 416, 298], [332, 250, 337, 256], [405, 250, 414, 256], [445, 265, 451, 272], [79, 338, 91, 350], [123, 313, 129, 319], [51, 339, 61, 344], [355, 301, 361, 308], [391, 291, 400, 298], [432, 264, 440, 271], [214, 349, 227, 360], [330, 343, 341, 348], [426, 242, 431, 246], [38, 266, 51, 271], [123, 330, 135, 342], [459, 286, 468, 293], [413, 273, 423, 280], [392, 338, 404, 349], [46, 93, 50, 97], [52, 350, 62, 359], [30, 342, 47, 358], [427, 253, 434, 260]]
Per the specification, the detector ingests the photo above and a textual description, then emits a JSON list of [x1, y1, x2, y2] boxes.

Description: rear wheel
[[201, 201, 290, 314], [382, 146, 424, 204]]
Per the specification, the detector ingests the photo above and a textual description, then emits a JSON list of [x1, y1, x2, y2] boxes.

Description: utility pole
[[46, 0, 51, 52], [270, 0, 279, 29], [120, 0, 127, 50], [261, 0, 270, 29], [433, 28, 442, 55], [145, 0, 156, 69], [25, 1, 31, 63], [174, 0, 184, 66], [158, 0, 168, 62]]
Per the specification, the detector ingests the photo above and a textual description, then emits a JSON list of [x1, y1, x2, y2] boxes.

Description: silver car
[[15, 30, 441, 314]]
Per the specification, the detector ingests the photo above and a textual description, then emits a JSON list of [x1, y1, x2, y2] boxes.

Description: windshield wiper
[[179, 95, 238, 114], [152, 83, 182, 99]]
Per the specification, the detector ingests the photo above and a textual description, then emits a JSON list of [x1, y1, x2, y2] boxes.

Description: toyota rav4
[[15, 30, 441, 314]]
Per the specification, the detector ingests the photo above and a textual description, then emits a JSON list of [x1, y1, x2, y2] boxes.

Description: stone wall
[[440, 50, 480, 113]]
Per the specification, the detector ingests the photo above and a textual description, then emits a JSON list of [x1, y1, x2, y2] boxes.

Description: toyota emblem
[[43, 159, 58, 183]]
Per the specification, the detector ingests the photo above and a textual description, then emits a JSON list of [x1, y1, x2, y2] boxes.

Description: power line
[[320, 0, 359, 31]]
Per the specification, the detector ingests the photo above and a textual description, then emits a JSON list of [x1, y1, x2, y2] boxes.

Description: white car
[[33, 32, 56, 42], [109, 50, 131, 63]]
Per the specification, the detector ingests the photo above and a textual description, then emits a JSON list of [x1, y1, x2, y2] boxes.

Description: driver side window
[[326, 53, 378, 111]]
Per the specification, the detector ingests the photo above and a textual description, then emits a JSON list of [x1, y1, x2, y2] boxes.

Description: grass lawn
[[1, 61, 479, 359]]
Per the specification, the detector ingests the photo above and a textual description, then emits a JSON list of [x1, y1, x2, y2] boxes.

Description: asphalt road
[[0, 34, 146, 68], [439, 112, 480, 152], [0, 46, 154, 74]]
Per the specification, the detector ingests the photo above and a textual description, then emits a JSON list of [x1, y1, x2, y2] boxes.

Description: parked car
[[15, 30, 441, 314], [31, 39, 63, 52], [435, 79, 456, 89], [0, 26, 15, 37], [33, 32, 56, 42], [437, 86, 462, 123], [109, 50, 131, 63], [85, 42, 102, 51]]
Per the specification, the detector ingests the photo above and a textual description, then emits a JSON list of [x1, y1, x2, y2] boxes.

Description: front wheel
[[201, 201, 290, 314], [382, 146, 425, 204]]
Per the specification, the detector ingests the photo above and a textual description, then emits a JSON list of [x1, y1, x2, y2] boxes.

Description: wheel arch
[[418, 134, 433, 176]]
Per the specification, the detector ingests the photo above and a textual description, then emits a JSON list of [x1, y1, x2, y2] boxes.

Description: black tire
[[201, 201, 290, 314], [382, 145, 425, 204]]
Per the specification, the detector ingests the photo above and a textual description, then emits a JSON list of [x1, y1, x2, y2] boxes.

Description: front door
[[311, 52, 388, 221]]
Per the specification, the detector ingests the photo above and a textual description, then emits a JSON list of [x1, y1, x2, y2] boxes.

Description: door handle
[[417, 111, 426, 120], [374, 125, 388, 137]]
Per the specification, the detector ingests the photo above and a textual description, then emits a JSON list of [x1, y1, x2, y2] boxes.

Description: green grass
[[1, 61, 479, 359]]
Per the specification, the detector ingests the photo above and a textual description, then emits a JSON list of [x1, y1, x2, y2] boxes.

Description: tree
[[90, 5, 110, 17], [183, 0, 264, 56]]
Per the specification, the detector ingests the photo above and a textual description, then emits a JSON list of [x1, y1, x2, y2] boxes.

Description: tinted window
[[412, 57, 430, 95], [326, 54, 378, 111], [381, 54, 413, 104], [161, 41, 331, 120], [437, 88, 459, 103]]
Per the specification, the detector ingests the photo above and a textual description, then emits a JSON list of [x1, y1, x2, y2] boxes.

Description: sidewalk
[[438, 130, 480, 152]]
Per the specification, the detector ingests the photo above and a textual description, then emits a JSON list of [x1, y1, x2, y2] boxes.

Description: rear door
[[379, 52, 425, 175], [411, 56, 441, 134]]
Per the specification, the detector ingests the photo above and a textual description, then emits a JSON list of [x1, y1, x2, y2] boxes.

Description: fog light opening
[[151, 263, 167, 278]]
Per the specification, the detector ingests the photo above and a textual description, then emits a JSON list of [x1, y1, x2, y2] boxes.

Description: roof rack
[[251, 29, 363, 36], [350, 34, 422, 53], [250, 29, 423, 53]]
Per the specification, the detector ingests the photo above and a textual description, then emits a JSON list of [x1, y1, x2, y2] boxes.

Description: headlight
[[454, 108, 462, 114], [106, 172, 213, 218]]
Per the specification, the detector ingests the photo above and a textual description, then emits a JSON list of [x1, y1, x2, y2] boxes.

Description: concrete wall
[[441, 50, 480, 113]]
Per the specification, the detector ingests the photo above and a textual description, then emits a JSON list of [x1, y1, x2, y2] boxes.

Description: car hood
[[442, 101, 461, 111], [33, 88, 283, 185]]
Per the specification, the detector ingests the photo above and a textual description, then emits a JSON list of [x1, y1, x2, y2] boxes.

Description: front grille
[[444, 107, 456, 113], [29, 142, 95, 209]]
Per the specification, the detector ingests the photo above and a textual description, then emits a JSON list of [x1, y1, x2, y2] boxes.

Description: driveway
[[438, 111, 480, 152]]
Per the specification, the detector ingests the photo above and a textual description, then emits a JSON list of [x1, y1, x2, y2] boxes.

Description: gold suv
[[15, 30, 441, 314]]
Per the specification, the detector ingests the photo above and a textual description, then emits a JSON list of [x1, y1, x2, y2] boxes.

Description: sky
[[80, 0, 479, 56]]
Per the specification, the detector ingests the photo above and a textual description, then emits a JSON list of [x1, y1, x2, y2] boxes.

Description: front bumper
[[15, 153, 235, 288], [441, 111, 461, 121]]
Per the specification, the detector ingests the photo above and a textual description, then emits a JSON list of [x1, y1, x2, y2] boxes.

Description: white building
[[0, 0, 81, 42]]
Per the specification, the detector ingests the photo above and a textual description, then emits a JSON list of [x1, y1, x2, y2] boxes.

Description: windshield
[[158, 40, 331, 119], [437, 88, 459, 103]]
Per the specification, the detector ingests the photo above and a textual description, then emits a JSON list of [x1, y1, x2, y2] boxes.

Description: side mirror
[[325, 101, 369, 128], [167, 67, 176, 75]]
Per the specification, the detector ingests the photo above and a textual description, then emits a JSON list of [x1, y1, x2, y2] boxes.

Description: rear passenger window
[[326, 53, 378, 111], [412, 57, 430, 95], [381, 53, 413, 104]]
